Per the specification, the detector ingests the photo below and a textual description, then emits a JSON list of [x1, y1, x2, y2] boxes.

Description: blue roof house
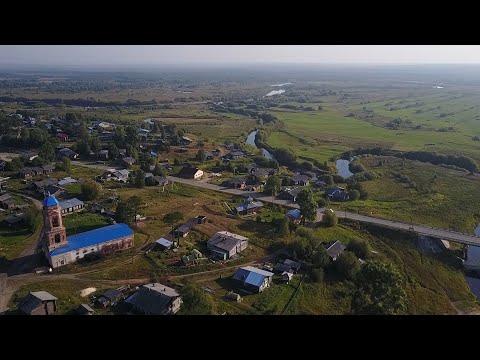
[[233, 266, 274, 293]]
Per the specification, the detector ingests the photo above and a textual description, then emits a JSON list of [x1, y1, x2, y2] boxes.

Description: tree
[[153, 163, 166, 177], [20, 127, 30, 146], [264, 175, 282, 196], [321, 175, 334, 186], [297, 189, 318, 222], [76, 139, 90, 156], [90, 136, 102, 154], [160, 125, 166, 140], [39, 142, 56, 163], [347, 239, 371, 259], [114, 126, 126, 148], [318, 198, 327, 207], [274, 148, 298, 166], [126, 125, 139, 146], [6, 158, 23, 172], [24, 206, 39, 232], [335, 251, 360, 280], [130, 195, 143, 223], [348, 189, 360, 201], [133, 170, 146, 188], [310, 268, 324, 282], [179, 284, 216, 315], [115, 200, 135, 224], [108, 144, 120, 160], [62, 157, 71, 173], [177, 129, 185, 137], [163, 211, 184, 225], [352, 261, 407, 315], [173, 158, 180, 166], [311, 245, 330, 268], [81, 181, 101, 201], [318, 106, 323, 111], [79, 123, 88, 140], [279, 216, 290, 236], [323, 210, 338, 227], [140, 157, 155, 173], [126, 144, 138, 160], [152, 121, 160, 134], [195, 149, 206, 163]]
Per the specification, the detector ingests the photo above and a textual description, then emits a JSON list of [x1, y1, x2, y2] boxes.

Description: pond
[[246, 130, 275, 160], [336, 159, 354, 179]]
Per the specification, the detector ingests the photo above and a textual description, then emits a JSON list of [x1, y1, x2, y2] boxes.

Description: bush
[[81, 181, 101, 201], [335, 251, 360, 280], [348, 189, 360, 201], [317, 198, 327, 207], [347, 239, 371, 259], [323, 210, 338, 227], [310, 268, 324, 282]]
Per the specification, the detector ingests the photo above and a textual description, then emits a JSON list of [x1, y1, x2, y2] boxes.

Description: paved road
[[166, 176, 480, 246]]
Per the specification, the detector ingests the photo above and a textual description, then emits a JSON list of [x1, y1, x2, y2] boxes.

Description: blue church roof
[[43, 195, 59, 207], [49, 223, 133, 256]]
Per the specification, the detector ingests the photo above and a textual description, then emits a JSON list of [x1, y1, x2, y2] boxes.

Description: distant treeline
[[211, 103, 279, 124], [0, 95, 158, 107], [343, 147, 479, 173]]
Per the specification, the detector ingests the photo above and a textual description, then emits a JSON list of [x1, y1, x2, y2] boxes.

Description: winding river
[[336, 159, 354, 178], [246, 130, 275, 160]]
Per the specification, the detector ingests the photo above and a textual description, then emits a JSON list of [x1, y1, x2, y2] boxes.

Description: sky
[[1, 45, 480, 66]]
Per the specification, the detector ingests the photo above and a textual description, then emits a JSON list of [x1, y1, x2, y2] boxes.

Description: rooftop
[[43, 195, 59, 207], [325, 240, 346, 259], [208, 231, 248, 252], [286, 209, 302, 219], [58, 198, 84, 209], [233, 266, 274, 287], [49, 223, 134, 256], [125, 283, 180, 315], [31, 291, 57, 301]]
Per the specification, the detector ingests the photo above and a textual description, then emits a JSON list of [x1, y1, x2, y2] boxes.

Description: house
[[101, 169, 130, 183], [56, 133, 69, 141], [175, 222, 194, 237], [224, 150, 244, 160], [28, 178, 59, 193], [31, 167, 45, 176], [235, 197, 263, 216], [151, 176, 169, 187], [326, 187, 349, 202], [228, 177, 247, 189], [251, 168, 270, 181], [244, 184, 262, 192], [315, 180, 327, 188], [205, 152, 215, 160], [42, 164, 55, 173], [292, 174, 310, 186], [285, 188, 303, 202], [246, 163, 258, 173], [19, 291, 57, 315], [283, 259, 301, 273], [20, 151, 38, 162], [58, 198, 85, 215], [0, 193, 15, 209], [95, 289, 124, 308], [125, 283, 182, 315], [182, 254, 197, 266], [207, 231, 248, 260], [76, 304, 95, 315], [123, 157, 136, 166], [119, 148, 127, 157], [19, 167, 34, 178], [180, 136, 193, 145], [149, 151, 157, 158], [178, 166, 203, 180], [99, 150, 109, 160], [99, 131, 114, 141], [274, 262, 292, 274], [3, 213, 26, 227], [154, 237, 173, 250], [58, 177, 78, 186], [58, 147, 79, 159], [286, 208, 303, 224], [44, 185, 65, 197], [233, 266, 274, 293], [324, 240, 346, 261]]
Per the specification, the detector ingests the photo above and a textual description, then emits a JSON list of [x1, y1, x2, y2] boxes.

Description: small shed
[[95, 289, 124, 308], [19, 291, 57, 315], [76, 303, 95, 315], [155, 237, 173, 250], [195, 215, 207, 224], [226, 291, 242, 302], [281, 271, 294, 283]]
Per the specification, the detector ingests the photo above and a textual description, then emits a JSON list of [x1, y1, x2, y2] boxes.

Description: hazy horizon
[[2, 45, 480, 67]]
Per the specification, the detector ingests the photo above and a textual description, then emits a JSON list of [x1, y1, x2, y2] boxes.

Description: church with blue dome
[[42, 194, 134, 268]]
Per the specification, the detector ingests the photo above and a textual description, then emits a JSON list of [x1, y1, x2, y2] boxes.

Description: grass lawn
[[0, 211, 42, 260], [62, 212, 110, 236]]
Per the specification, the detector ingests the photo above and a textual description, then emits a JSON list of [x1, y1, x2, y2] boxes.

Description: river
[[246, 130, 274, 160], [336, 159, 354, 178]]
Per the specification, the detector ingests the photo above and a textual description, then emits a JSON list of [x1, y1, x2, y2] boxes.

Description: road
[[166, 175, 480, 246]]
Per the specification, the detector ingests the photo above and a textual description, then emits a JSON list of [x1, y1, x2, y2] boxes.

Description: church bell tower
[[43, 194, 68, 252]]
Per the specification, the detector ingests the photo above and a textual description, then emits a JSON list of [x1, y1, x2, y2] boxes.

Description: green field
[[335, 156, 480, 233], [63, 212, 110, 236]]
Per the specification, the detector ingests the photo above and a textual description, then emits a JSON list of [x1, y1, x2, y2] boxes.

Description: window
[[83, 249, 87, 253], [54, 234, 61, 243], [52, 216, 60, 228]]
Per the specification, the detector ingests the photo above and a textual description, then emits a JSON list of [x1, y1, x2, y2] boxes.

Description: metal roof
[[208, 231, 248, 252], [43, 195, 59, 207], [235, 200, 263, 212], [125, 283, 180, 315], [0, 193, 12, 202], [49, 223, 134, 256], [59, 198, 84, 209], [286, 209, 302, 219], [155, 238, 173, 248], [233, 266, 273, 287], [31, 291, 57, 301], [325, 240, 346, 259]]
